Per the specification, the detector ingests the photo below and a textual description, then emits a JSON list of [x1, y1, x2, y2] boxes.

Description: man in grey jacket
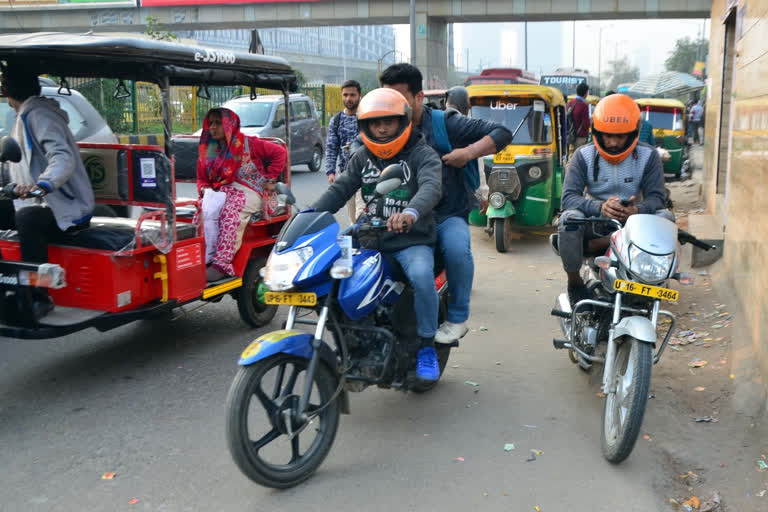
[[0, 64, 95, 318], [312, 87, 443, 382], [558, 94, 673, 307]]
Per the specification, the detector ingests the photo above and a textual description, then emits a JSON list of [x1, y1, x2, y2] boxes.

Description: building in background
[[691, 0, 768, 413], [181, 26, 396, 84]]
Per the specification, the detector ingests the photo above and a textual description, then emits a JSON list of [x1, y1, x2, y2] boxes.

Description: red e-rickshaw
[[0, 33, 298, 339]]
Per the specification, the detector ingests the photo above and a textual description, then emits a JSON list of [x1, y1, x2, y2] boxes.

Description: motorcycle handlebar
[[678, 229, 716, 251], [1, 183, 45, 199]]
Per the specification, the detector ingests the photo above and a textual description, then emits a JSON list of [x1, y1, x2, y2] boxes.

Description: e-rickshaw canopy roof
[[467, 84, 566, 108], [0, 32, 298, 91], [635, 98, 687, 110]]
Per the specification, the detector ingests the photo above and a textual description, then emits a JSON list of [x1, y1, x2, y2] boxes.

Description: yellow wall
[[702, 0, 768, 398]]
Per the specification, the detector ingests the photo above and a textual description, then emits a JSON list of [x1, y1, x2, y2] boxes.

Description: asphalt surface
[[0, 165, 670, 511]]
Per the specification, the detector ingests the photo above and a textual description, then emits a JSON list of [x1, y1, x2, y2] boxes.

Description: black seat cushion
[[0, 218, 197, 252]]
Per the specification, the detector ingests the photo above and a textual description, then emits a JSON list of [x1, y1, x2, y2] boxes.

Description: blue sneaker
[[416, 347, 440, 382]]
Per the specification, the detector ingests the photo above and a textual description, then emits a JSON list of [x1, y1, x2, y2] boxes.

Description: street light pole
[[410, 0, 416, 65], [598, 26, 602, 93]]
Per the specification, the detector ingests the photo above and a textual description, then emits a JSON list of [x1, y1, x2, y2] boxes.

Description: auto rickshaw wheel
[[238, 257, 278, 328], [494, 218, 513, 253]]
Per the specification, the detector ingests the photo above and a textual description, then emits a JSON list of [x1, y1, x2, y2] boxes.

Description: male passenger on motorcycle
[[558, 94, 674, 307], [379, 64, 512, 343], [311, 88, 443, 383]]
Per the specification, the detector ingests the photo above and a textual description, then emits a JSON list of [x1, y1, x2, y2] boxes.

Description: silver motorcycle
[[550, 214, 714, 462]]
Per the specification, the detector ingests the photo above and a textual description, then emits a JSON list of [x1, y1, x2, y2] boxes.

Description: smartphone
[[620, 199, 631, 207]]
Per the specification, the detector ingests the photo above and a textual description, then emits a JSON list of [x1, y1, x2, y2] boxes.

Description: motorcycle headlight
[[489, 192, 505, 209], [628, 245, 674, 283], [262, 246, 314, 291]]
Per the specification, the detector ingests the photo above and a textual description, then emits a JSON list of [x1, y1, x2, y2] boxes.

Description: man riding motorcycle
[[558, 93, 673, 307]]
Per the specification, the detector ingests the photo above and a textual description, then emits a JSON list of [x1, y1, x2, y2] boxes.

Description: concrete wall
[[700, 0, 768, 410]]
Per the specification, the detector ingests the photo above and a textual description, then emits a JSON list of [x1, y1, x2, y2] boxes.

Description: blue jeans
[[436, 216, 473, 324], [392, 244, 438, 339]]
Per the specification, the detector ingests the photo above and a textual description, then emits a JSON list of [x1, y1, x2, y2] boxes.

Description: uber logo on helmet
[[601, 116, 630, 123]]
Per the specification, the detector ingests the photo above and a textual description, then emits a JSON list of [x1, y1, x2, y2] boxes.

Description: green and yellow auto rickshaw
[[467, 84, 568, 252], [636, 98, 689, 179]]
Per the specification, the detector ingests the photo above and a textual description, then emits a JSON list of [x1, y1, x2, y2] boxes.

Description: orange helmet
[[357, 88, 413, 159], [591, 94, 642, 165]]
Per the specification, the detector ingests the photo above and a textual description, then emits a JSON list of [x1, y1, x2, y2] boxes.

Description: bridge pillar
[[413, 13, 448, 89]]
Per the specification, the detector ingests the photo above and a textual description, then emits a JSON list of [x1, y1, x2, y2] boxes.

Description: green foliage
[[75, 78, 134, 134], [146, 16, 178, 42], [603, 57, 640, 92], [665, 37, 709, 75], [350, 69, 379, 91]]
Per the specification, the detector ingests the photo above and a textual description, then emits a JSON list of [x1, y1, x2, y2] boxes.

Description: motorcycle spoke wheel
[[226, 354, 340, 488], [601, 337, 652, 463]]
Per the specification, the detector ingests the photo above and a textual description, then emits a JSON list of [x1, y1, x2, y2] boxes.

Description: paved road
[[1, 168, 670, 511]]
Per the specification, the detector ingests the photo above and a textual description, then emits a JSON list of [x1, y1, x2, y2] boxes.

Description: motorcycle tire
[[237, 258, 278, 328], [601, 337, 653, 463], [410, 344, 452, 393], [226, 354, 340, 488]]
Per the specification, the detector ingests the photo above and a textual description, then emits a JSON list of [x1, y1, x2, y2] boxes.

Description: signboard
[[692, 61, 706, 77], [1, 0, 136, 8], [141, 0, 321, 5]]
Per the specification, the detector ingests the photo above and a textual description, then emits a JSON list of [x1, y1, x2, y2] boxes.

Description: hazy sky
[[395, 18, 710, 78]]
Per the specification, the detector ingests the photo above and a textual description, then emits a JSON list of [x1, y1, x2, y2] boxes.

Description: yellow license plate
[[613, 279, 679, 302], [494, 147, 515, 163], [264, 292, 317, 306]]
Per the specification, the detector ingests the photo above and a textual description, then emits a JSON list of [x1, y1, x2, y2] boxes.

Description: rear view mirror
[[0, 136, 21, 163], [378, 163, 405, 184], [275, 182, 295, 205], [375, 178, 402, 196]]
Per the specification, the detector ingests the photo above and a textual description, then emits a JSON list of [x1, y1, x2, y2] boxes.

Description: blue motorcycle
[[225, 165, 454, 488]]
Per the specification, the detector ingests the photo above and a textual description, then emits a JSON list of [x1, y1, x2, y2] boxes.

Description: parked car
[[171, 93, 324, 180], [0, 85, 117, 144]]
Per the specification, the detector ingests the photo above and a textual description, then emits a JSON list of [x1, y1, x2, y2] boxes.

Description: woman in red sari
[[197, 108, 287, 281]]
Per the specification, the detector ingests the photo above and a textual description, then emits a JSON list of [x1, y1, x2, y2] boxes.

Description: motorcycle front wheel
[[601, 337, 652, 463], [226, 354, 340, 488]]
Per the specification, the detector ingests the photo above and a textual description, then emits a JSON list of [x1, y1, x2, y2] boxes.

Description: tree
[[145, 16, 177, 42], [350, 69, 379, 91], [602, 57, 640, 92], [665, 37, 709, 75]]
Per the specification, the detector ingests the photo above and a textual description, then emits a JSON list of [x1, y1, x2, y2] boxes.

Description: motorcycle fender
[[238, 329, 337, 369], [614, 316, 657, 344], [485, 202, 515, 219]]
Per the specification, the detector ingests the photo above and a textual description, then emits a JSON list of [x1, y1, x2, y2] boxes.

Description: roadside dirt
[[641, 147, 768, 511]]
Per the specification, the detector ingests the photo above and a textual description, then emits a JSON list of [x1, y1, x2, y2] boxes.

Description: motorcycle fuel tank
[[338, 250, 404, 321]]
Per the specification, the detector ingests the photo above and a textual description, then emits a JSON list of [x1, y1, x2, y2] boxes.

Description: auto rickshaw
[[0, 33, 298, 339], [467, 84, 568, 252], [423, 89, 447, 110], [636, 98, 689, 179]]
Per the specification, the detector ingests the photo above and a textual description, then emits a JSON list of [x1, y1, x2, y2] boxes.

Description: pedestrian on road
[[379, 63, 512, 343], [567, 82, 591, 158], [690, 101, 704, 145], [325, 79, 363, 221]]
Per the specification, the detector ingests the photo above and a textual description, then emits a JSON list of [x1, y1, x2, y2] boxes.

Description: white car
[[0, 85, 117, 144]]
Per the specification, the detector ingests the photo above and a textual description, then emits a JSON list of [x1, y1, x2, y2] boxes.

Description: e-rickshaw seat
[[0, 217, 198, 252]]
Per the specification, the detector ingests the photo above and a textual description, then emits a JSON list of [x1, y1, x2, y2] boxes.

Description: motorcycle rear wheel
[[226, 354, 340, 488], [601, 337, 652, 463]]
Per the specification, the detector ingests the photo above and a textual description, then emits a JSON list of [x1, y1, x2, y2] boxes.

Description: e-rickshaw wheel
[[494, 217, 513, 253], [238, 257, 278, 327]]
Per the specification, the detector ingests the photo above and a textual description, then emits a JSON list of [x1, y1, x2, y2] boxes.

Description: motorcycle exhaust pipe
[[552, 293, 572, 338]]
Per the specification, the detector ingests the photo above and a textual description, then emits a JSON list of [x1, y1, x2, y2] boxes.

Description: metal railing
[[65, 78, 355, 136]]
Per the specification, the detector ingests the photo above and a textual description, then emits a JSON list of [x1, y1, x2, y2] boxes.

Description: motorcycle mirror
[[0, 136, 21, 163], [377, 163, 405, 184], [375, 177, 402, 196], [275, 182, 295, 205]]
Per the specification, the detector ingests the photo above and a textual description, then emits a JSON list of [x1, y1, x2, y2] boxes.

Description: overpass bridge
[[0, 0, 710, 87]]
